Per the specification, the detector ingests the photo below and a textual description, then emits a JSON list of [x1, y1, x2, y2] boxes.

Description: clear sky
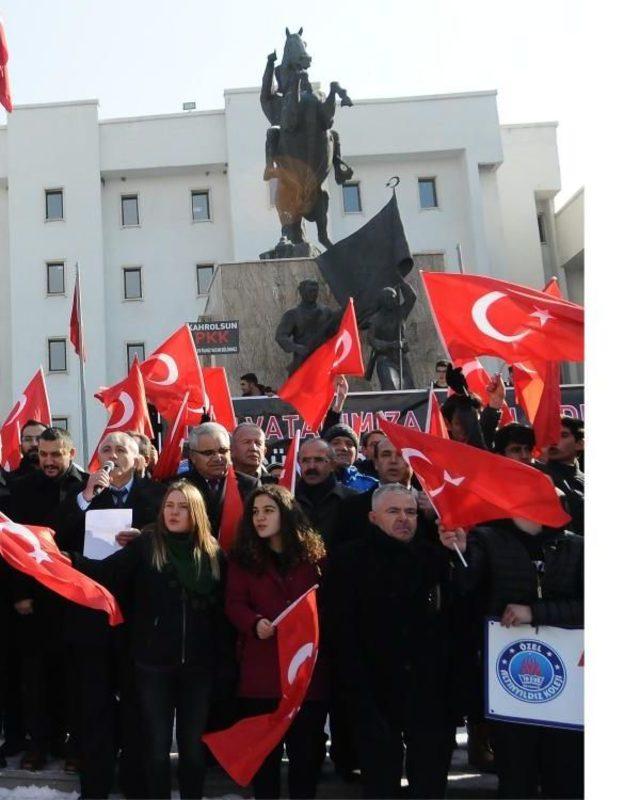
[[0, 0, 585, 206]]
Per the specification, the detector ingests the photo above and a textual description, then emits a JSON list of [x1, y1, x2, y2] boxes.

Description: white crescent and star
[[430, 470, 466, 497], [0, 521, 52, 565], [332, 331, 353, 370], [106, 391, 134, 430], [4, 394, 27, 427], [400, 447, 431, 465], [287, 642, 315, 685], [471, 292, 531, 344], [145, 354, 179, 386]]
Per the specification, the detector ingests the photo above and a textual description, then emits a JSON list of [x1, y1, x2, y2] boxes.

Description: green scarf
[[164, 533, 216, 596]]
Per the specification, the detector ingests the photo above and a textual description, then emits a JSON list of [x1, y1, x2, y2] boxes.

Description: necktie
[[111, 488, 128, 507]]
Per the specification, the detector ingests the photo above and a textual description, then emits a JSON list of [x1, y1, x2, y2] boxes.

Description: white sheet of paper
[[83, 509, 133, 560]]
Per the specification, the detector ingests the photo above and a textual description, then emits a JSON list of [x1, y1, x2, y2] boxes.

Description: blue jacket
[[335, 465, 379, 494]]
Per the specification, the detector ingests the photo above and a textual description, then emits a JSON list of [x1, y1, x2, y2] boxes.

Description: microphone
[[93, 461, 115, 496]]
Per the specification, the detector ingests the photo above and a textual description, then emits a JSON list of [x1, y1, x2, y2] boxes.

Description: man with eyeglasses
[[328, 483, 461, 798], [180, 422, 258, 534]]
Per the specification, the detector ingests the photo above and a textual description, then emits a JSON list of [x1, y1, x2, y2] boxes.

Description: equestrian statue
[[259, 27, 355, 259]]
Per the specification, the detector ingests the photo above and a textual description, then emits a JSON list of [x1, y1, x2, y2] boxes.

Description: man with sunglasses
[[180, 422, 258, 534]]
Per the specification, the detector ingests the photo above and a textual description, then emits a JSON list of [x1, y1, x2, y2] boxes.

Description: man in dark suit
[[62, 431, 165, 799], [230, 422, 277, 485], [9, 427, 87, 772], [180, 422, 258, 535], [3, 419, 47, 485]]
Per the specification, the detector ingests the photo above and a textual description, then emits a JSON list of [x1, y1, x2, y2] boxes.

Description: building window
[[197, 264, 215, 296], [121, 194, 140, 226], [46, 262, 65, 295], [51, 416, 68, 431], [48, 339, 67, 372], [418, 178, 438, 209], [127, 343, 146, 370], [537, 212, 547, 244], [342, 182, 362, 214], [45, 189, 64, 221], [191, 190, 211, 221], [123, 267, 142, 300]]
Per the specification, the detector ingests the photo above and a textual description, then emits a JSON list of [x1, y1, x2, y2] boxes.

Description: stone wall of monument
[[202, 254, 447, 394]]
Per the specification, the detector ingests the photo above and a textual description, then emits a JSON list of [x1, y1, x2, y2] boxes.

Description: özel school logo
[[496, 640, 566, 704]]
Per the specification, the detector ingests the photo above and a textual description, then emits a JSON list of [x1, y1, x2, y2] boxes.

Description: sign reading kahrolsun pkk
[[189, 321, 239, 355]]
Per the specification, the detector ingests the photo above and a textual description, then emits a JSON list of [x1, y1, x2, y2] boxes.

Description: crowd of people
[[0, 369, 584, 800]]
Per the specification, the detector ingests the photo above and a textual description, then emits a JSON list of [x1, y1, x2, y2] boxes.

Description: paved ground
[[0, 730, 498, 798]]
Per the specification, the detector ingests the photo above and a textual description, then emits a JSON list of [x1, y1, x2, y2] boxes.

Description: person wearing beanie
[[322, 423, 378, 494]]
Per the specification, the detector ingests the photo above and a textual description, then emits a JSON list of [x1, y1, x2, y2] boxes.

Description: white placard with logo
[[485, 618, 584, 730]]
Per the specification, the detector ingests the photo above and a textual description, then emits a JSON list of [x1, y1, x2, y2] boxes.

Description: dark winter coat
[[327, 527, 464, 721], [60, 475, 166, 646], [539, 461, 584, 536], [456, 519, 583, 628], [225, 557, 328, 701], [71, 532, 235, 686], [295, 475, 357, 550]]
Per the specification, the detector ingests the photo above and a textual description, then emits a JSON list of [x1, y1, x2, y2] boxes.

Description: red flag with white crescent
[[139, 325, 208, 426], [203, 587, 319, 786], [378, 419, 570, 529], [421, 272, 583, 363], [89, 359, 153, 471], [0, 368, 52, 471], [278, 299, 365, 430], [0, 512, 123, 625]]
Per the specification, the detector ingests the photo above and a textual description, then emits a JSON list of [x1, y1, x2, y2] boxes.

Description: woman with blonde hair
[[226, 484, 329, 799], [70, 479, 235, 800]]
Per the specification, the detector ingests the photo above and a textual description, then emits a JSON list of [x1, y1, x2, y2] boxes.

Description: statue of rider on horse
[[259, 27, 355, 259]]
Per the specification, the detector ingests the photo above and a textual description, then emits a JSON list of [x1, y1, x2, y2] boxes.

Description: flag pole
[[75, 263, 89, 467], [456, 243, 465, 274]]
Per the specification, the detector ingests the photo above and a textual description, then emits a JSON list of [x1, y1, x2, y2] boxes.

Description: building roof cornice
[[12, 98, 99, 110]]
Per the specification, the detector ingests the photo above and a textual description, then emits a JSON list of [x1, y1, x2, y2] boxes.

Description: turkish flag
[[217, 466, 244, 552], [203, 586, 319, 786], [139, 325, 208, 426], [378, 419, 570, 529], [427, 390, 449, 439], [0, 512, 123, 625], [0, 368, 52, 471], [90, 359, 153, 471], [0, 20, 13, 113], [279, 430, 301, 494], [202, 366, 237, 431], [69, 267, 86, 361], [153, 393, 189, 482], [422, 272, 584, 363], [512, 277, 564, 448], [278, 299, 365, 430], [452, 358, 511, 427]]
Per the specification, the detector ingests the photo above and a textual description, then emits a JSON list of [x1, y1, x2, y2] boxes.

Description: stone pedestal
[[202, 254, 446, 395]]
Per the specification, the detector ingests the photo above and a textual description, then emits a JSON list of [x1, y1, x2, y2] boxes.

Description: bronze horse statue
[[260, 28, 354, 258]]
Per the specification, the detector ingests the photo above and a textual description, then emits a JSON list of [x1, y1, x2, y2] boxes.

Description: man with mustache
[[294, 437, 357, 551]]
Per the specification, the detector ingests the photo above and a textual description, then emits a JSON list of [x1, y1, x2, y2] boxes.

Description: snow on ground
[[0, 790, 242, 800]]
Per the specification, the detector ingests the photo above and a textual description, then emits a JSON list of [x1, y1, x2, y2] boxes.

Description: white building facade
[[0, 88, 569, 462]]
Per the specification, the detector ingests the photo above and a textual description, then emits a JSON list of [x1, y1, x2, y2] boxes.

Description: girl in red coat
[[226, 484, 329, 799]]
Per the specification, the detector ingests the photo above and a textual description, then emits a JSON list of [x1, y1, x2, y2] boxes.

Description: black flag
[[316, 193, 413, 326]]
